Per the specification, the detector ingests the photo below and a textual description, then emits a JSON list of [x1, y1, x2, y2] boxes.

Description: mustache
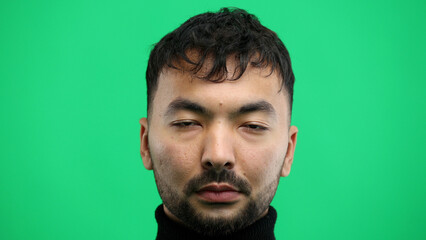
[[183, 169, 252, 196]]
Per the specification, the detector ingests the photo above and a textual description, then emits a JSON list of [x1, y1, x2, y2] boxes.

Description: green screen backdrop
[[1, 0, 425, 239]]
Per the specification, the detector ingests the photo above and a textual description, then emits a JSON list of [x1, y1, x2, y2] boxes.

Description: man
[[139, 7, 298, 239]]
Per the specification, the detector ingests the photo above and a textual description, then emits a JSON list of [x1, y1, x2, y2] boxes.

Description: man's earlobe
[[140, 118, 153, 170], [281, 126, 298, 177]]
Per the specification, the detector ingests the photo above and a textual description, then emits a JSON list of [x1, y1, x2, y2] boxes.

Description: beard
[[152, 164, 280, 236]]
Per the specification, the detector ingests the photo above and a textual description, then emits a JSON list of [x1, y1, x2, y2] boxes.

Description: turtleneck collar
[[154, 204, 277, 240]]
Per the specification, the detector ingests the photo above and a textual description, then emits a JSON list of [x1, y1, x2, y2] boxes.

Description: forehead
[[152, 63, 290, 120]]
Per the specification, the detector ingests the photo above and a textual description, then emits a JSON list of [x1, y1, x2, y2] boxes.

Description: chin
[[195, 204, 244, 219]]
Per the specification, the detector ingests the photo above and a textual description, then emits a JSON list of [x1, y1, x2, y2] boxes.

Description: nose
[[201, 124, 235, 171]]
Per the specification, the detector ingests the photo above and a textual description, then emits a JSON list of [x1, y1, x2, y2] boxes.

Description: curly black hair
[[146, 7, 295, 116]]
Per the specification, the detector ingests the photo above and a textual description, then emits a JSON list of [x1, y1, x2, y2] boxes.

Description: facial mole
[[219, 102, 223, 106]]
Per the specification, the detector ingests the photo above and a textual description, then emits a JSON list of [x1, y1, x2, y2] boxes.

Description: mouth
[[196, 183, 242, 203]]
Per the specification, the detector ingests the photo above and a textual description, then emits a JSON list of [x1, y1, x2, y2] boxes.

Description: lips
[[196, 183, 241, 203]]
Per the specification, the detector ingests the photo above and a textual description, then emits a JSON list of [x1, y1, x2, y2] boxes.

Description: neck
[[155, 204, 277, 240]]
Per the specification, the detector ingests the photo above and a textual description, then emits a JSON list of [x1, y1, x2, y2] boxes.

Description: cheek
[[149, 133, 201, 186], [239, 143, 286, 186]]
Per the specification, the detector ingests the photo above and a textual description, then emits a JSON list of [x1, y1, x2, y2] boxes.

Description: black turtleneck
[[154, 205, 277, 240]]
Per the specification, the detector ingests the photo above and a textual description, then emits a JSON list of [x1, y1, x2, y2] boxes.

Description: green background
[[1, 0, 425, 239]]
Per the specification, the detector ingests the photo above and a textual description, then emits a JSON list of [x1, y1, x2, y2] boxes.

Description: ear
[[281, 125, 298, 177], [140, 118, 153, 170]]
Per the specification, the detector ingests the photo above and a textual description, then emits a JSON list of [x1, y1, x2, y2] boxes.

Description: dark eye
[[242, 124, 268, 132], [171, 120, 201, 128], [246, 124, 267, 130]]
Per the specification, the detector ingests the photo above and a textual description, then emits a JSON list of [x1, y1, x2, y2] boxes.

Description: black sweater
[[155, 205, 277, 240]]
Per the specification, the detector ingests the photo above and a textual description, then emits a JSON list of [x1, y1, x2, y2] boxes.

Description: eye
[[171, 120, 201, 129], [241, 123, 269, 133]]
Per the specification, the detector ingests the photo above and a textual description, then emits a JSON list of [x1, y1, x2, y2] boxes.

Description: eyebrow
[[165, 98, 276, 118], [165, 98, 212, 117], [234, 100, 276, 117]]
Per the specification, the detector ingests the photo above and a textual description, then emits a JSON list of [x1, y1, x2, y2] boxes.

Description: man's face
[[140, 63, 298, 235]]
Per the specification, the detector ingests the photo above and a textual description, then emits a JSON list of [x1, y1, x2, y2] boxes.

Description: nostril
[[202, 160, 234, 169]]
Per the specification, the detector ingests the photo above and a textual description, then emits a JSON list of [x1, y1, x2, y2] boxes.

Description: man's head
[[140, 8, 298, 236]]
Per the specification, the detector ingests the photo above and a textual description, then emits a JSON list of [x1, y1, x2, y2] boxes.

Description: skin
[[139, 62, 298, 234]]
